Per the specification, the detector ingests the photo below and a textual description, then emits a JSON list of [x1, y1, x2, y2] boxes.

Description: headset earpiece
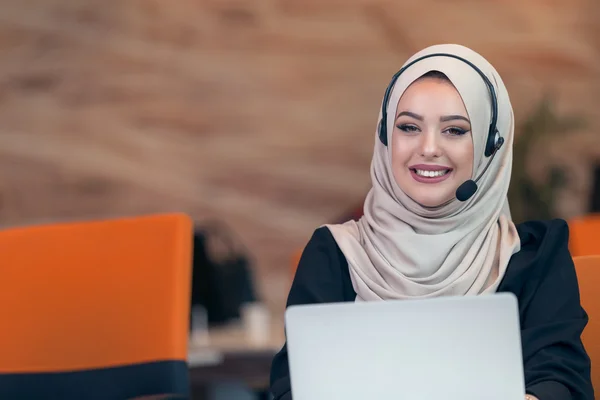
[[378, 119, 388, 147], [485, 129, 501, 157]]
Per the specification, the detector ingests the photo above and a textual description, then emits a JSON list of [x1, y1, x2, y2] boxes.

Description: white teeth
[[415, 169, 449, 177]]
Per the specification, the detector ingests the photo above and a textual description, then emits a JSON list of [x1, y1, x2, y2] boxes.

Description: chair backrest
[[0, 213, 193, 399], [573, 255, 600, 391], [290, 249, 302, 278], [569, 215, 600, 257]]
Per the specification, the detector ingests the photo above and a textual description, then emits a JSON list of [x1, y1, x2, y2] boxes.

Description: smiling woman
[[391, 70, 474, 207], [270, 44, 593, 400]]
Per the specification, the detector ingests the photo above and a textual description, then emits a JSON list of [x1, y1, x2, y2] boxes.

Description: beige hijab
[[325, 44, 521, 302]]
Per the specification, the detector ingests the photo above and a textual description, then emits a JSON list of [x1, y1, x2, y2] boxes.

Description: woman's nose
[[419, 130, 443, 158]]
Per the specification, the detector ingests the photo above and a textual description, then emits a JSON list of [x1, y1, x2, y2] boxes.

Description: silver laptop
[[285, 293, 525, 400]]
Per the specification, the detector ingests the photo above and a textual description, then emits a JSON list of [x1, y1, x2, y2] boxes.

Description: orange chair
[[573, 255, 600, 391], [0, 213, 193, 399], [569, 215, 600, 257], [290, 249, 303, 278]]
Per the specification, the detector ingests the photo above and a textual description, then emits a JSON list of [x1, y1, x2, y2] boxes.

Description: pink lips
[[409, 164, 453, 184]]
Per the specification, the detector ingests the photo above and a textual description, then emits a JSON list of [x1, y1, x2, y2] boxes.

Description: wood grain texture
[[0, 0, 598, 311]]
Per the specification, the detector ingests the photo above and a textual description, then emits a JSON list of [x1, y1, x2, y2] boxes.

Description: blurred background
[[1, 0, 599, 399]]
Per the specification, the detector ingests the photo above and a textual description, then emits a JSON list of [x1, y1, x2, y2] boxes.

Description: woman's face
[[391, 76, 474, 207]]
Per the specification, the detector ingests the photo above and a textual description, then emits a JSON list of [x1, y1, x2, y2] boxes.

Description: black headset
[[377, 53, 503, 158], [377, 53, 505, 202]]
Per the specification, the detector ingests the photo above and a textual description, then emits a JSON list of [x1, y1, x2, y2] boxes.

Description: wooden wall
[[1, 0, 598, 311]]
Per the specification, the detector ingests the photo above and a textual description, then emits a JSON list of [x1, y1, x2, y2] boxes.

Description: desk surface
[[187, 319, 284, 389], [188, 319, 285, 368]]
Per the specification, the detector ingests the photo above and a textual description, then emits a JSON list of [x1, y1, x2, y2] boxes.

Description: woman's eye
[[445, 127, 468, 136], [397, 124, 419, 133]]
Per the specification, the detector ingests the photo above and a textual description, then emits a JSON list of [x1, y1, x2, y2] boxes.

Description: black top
[[270, 219, 593, 400]]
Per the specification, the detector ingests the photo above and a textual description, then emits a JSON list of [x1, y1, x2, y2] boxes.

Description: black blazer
[[270, 219, 594, 400]]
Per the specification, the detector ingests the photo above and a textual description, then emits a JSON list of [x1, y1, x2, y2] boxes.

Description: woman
[[270, 44, 593, 399]]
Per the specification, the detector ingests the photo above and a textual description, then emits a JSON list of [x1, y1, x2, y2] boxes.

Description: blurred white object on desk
[[241, 302, 271, 345], [187, 346, 224, 367], [190, 305, 210, 347]]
